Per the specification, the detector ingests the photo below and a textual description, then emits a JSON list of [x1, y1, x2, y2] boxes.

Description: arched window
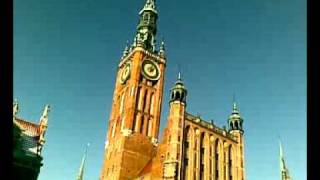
[[183, 126, 190, 180], [135, 86, 141, 110], [176, 91, 181, 100], [147, 118, 152, 137], [229, 145, 233, 180], [142, 90, 148, 112], [143, 13, 150, 22], [149, 93, 154, 115], [140, 90, 148, 133], [119, 91, 126, 114], [215, 139, 219, 180], [200, 132, 205, 180], [235, 121, 239, 129]]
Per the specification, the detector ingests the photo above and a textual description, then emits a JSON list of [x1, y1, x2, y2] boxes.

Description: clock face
[[120, 63, 131, 84], [141, 59, 160, 81]]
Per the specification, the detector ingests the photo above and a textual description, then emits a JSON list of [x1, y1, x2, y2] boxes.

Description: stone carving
[[164, 163, 176, 178], [121, 129, 132, 137]]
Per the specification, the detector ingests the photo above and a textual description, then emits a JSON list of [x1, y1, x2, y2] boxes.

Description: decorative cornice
[[118, 47, 166, 68], [185, 112, 237, 142], [121, 129, 132, 137]]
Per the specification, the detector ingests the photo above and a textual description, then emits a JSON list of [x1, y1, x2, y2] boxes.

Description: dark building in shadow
[[13, 99, 50, 180]]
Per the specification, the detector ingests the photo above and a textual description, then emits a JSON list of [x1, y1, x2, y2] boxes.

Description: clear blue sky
[[14, 0, 306, 179]]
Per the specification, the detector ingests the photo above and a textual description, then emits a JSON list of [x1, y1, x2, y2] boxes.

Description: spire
[[139, 0, 157, 15], [232, 95, 239, 114], [174, 71, 184, 86], [39, 104, 50, 126], [121, 41, 130, 59], [228, 96, 244, 132], [279, 140, 285, 171], [13, 98, 19, 117], [159, 39, 165, 57], [39, 104, 50, 146], [170, 72, 187, 104], [135, 0, 158, 52], [279, 140, 291, 180], [76, 143, 90, 180]]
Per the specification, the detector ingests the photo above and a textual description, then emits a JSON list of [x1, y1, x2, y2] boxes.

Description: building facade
[[100, 0, 245, 179], [13, 99, 50, 180]]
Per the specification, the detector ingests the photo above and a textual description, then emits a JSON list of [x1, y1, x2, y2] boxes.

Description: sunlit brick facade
[[100, 1, 245, 179]]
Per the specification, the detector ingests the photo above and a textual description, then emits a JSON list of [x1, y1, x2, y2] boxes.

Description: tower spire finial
[[76, 143, 90, 180], [13, 98, 19, 117], [135, 0, 158, 52], [170, 71, 187, 104], [122, 40, 130, 59], [159, 38, 166, 57], [139, 0, 157, 15], [232, 94, 239, 113], [228, 96, 243, 132]]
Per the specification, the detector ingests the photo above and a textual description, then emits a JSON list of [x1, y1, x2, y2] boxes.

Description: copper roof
[[14, 117, 40, 155], [14, 118, 40, 137]]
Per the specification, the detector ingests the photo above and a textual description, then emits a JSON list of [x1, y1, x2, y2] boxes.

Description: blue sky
[[14, 0, 306, 179]]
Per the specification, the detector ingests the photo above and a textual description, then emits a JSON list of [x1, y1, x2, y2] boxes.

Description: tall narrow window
[[142, 90, 148, 112], [149, 93, 154, 115], [137, 87, 142, 111], [183, 126, 190, 180], [200, 132, 205, 180], [119, 91, 126, 114], [215, 140, 219, 180], [133, 87, 141, 131], [210, 145, 213, 178], [224, 151, 227, 180], [229, 145, 233, 180], [140, 90, 148, 133], [147, 118, 152, 137]]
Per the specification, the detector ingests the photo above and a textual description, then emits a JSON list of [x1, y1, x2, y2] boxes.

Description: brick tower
[[100, 0, 166, 179]]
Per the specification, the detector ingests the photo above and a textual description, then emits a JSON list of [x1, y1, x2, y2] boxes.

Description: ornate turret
[[39, 105, 50, 146], [228, 99, 244, 132], [170, 72, 187, 104], [134, 0, 158, 52]]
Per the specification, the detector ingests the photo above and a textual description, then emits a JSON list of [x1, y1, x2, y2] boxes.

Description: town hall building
[[100, 0, 245, 179]]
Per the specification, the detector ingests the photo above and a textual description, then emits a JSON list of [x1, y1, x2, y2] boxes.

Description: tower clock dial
[[141, 59, 160, 81], [120, 63, 131, 84]]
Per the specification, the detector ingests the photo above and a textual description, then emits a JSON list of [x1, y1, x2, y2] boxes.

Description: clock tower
[[100, 0, 166, 179]]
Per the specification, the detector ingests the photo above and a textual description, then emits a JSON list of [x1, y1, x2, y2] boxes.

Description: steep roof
[[14, 118, 40, 155], [14, 118, 40, 137]]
